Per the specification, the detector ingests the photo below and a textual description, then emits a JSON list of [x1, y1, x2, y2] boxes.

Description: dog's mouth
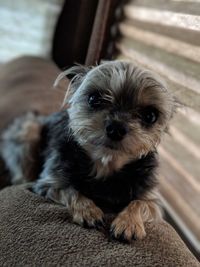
[[104, 142, 120, 150], [104, 140, 123, 150], [89, 138, 122, 151]]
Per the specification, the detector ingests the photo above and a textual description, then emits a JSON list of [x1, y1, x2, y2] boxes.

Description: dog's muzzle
[[105, 121, 128, 141]]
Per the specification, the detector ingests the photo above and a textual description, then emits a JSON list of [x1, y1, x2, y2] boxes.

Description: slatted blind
[[115, 0, 200, 253]]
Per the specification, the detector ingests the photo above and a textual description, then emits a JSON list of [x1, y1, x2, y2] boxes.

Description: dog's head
[[56, 61, 176, 176]]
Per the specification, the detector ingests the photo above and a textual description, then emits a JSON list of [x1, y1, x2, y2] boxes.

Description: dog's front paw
[[72, 197, 105, 229], [33, 183, 105, 229], [110, 211, 146, 242], [110, 200, 150, 242]]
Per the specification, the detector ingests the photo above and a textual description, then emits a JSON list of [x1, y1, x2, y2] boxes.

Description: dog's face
[[58, 61, 175, 176]]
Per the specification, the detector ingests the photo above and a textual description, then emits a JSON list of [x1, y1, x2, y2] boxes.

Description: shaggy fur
[[0, 61, 176, 242]]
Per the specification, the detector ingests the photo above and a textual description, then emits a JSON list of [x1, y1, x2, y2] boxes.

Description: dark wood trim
[[164, 210, 200, 261], [52, 0, 98, 68], [85, 0, 120, 65]]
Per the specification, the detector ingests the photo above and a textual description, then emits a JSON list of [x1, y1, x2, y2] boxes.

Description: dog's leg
[[33, 182, 105, 229], [110, 191, 162, 242], [0, 112, 43, 184]]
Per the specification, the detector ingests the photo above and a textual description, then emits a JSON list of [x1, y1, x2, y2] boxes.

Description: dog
[[0, 61, 176, 242]]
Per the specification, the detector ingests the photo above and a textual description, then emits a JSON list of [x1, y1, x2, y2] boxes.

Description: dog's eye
[[88, 92, 103, 109], [140, 107, 158, 125]]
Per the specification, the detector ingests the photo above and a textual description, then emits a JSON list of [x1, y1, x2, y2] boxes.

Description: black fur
[[35, 111, 158, 212]]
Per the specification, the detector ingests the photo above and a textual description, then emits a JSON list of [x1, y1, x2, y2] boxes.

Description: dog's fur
[[0, 61, 176, 242]]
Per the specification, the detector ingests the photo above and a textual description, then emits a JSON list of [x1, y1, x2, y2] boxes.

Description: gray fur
[[0, 61, 177, 242], [59, 61, 176, 176], [0, 112, 44, 184]]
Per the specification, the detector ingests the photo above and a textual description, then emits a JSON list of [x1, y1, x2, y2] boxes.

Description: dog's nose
[[106, 121, 127, 141]]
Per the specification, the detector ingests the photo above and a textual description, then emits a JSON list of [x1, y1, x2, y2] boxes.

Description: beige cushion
[[0, 184, 199, 266]]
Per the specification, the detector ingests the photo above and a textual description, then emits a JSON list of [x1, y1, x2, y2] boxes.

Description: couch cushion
[[0, 184, 199, 266], [0, 56, 68, 132]]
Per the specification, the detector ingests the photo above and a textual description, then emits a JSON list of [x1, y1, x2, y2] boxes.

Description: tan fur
[[1, 112, 43, 184], [89, 150, 132, 178], [111, 190, 162, 241], [18, 120, 41, 142], [2, 112, 42, 142], [70, 194, 104, 226], [45, 187, 104, 227]]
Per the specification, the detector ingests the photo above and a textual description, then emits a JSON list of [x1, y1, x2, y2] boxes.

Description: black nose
[[106, 121, 128, 141]]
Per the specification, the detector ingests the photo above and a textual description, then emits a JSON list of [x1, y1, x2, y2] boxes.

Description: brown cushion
[[0, 56, 68, 133], [0, 184, 199, 266]]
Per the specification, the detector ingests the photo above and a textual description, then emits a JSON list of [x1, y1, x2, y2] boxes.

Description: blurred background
[[0, 0, 199, 259], [0, 0, 64, 62]]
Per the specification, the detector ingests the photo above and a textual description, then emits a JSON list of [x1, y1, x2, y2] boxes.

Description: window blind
[[115, 0, 200, 253]]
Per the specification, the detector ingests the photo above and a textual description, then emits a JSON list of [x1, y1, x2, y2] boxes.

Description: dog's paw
[[72, 198, 105, 230], [110, 209, 146, 242]]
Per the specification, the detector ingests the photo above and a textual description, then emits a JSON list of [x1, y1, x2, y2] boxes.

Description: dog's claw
[[83, 219, 92, 229], [132, 233, 137, 241], [95, 218, 106, 229], [109, 227, 130, 243], [82, 218, 105, 230]]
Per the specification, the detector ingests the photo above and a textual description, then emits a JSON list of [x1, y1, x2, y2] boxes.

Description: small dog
[[0, 61, 176, 242]]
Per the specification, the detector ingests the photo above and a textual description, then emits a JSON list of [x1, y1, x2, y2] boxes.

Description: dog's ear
[[54, 64, 92, 108]]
